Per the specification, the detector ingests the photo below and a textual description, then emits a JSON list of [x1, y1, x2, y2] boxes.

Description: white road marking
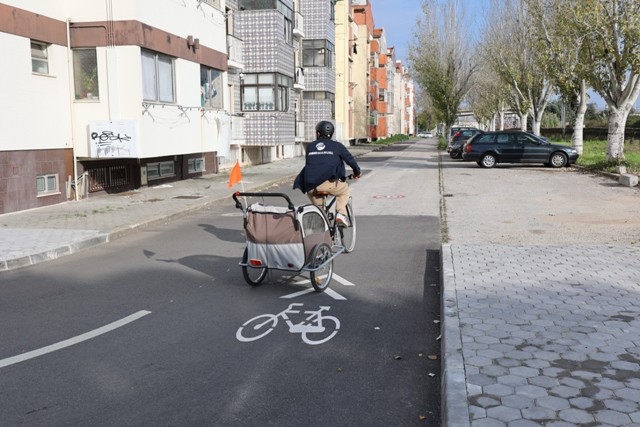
[[0, 310, 152, 369], [280, 274, 353, 300], [332, 274, 355, 287]]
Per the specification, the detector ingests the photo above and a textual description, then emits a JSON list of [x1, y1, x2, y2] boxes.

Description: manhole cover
[[173, 195, 203, 200]]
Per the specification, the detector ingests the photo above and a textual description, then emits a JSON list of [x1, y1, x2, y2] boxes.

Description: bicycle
[[312, 185, 356, 253], [236, 303, 340, 345]]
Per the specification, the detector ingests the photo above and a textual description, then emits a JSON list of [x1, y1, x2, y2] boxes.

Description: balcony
[[198, 0, 222, 12], [293, 11, 305, 38], [227, 34, 244, 70], [295, 121, 305, 142], [294, 67, 305, 90], [231, 115, 245, 143]]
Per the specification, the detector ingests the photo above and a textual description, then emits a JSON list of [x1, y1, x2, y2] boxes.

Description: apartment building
[[352, 0, 373, 143], [0, 0, 230, 214], [334, 0, 357, 145], [1, 0, 416, 215], [300, 0, 336, 143], [369, 27, 389, 140], [234, 0, 299, 165], [395, 60, 416, 136]]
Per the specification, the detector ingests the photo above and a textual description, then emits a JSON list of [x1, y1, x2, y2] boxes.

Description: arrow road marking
[[0, 310, 152, 369]]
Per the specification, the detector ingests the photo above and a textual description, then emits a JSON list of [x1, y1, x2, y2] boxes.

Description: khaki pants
[[307, 180, 350, 215]]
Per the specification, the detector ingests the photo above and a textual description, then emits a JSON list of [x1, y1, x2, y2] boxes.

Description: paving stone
[[470, 405, 487, 420], [615, 388, 640, 403], [501, 395, 534, 410], [497, 375, 528, 387], [536, 395, 570, 411], [558, 408, 594, 424], [516, 385, 548, 399], [481, 365, 509, 377], [472, 418, 506, 427], [529, 375, 560, 388], [521, 406, 556, 421], [568, 397, 596, 410], [550, 385, 581, 398], [506, 420, 540, 427], [484, 384, 516, 397], [486, 406, 523, 423], [595, 409, 632, 425], [604, 398, 638, 413], [509, 366, 539, 378]]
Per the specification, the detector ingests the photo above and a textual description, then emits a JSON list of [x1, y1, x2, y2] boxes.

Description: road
[[0, 141, 442, 426]]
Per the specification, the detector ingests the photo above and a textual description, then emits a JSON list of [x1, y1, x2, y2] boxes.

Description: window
[[369, 110, 378, 126], [241, 73, 291, 111], [146, 161, 175, 180], [73, 49, 99, 100], [142, 49, 175, 103], [302, 40, 334, 68], [304, 91, 335, 118], [31, 41, 49, 74], [201, 66, 223, 109], [36, 174, 58, 196], [188, 158, 205, 173], [378, 89, 385, 102]]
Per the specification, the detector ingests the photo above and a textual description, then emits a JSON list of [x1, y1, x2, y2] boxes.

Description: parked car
[[448, 126, 475, 143], [448, 128, 482, 159], [461, 130, 579, 168], [417, 131, 433, 138]]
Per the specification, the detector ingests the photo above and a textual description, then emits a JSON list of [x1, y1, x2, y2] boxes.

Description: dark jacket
[[293, 138, 361, 194]]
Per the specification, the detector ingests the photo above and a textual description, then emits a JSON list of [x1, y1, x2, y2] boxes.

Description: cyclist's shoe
[[336, 213, 349, 228]]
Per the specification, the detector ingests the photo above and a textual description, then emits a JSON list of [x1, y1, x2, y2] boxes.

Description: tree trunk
[[519, 112, 527, 131], [571, 81, 587, 155], [532, 116, 541, 136], [606, 108, 628, 161], [499, 110, 505, 130]]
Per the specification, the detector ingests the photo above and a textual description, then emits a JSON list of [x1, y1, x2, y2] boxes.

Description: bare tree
[[526, 0, 589, 154], [467, 63, 510, 130], [482, 0, 554, 135], [408, 0, 476, 139], [569, 0, 640, 161]]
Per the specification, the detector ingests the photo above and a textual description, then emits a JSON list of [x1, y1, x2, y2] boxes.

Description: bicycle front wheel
[[340, 199, 356, 253]]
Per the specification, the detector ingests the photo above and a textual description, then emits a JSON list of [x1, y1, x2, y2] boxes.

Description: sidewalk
[[0, 144, 374, 272]]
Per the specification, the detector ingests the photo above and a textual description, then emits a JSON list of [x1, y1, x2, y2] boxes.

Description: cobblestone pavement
[[441, 155, 640, 426], [445, 244, 640, 427]]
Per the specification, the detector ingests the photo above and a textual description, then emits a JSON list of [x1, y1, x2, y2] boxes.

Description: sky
[[367, 0, 491, 65], [367, 0, 612, 110]]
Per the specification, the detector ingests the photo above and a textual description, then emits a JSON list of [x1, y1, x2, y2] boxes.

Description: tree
[[569, 0, 640, 161], [482, 0, 554, 135], [408, 0, 476, 139], [467, 62, 511, 130]]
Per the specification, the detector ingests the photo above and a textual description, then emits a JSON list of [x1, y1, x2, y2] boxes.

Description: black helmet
[[315, 121, 334, 139]]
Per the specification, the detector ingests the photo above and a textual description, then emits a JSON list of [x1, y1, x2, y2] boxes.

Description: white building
[[0, 0, 230, 214]]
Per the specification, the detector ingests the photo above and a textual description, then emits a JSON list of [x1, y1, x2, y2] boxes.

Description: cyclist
[[293, 121, 361, 227]]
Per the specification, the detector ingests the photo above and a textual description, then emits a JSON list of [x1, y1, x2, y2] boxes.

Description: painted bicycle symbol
[[236, 303, 340, 345]]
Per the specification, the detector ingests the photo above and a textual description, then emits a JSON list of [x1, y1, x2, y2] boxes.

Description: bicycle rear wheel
[[309, 243, 333, 292], [340, 199, 356, 253]]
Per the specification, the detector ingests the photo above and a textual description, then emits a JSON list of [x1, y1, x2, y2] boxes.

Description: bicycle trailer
[[232, 192, 344, 292]]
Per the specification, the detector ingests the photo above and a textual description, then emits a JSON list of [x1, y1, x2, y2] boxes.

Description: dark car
[[461, 131, 579, 168], [448, 128, 482, 159]]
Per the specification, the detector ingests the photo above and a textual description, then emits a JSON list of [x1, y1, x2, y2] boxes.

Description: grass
[[549, 138, 640, 174], [370, 134, 411, 145]]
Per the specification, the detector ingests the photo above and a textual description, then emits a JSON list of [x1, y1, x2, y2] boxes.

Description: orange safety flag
[[227, 161, 242, 188]]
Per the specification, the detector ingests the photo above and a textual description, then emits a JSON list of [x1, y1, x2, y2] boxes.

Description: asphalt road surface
[[0, 141, 442, 426]]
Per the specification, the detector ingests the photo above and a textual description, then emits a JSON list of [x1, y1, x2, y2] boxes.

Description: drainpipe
[[66, 18, 79, 202]]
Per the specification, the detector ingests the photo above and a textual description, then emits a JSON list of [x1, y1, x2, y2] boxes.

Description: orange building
[[370, 28, 390, 140]]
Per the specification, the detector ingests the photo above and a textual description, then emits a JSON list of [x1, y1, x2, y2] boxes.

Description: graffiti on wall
[[89, 121, 138, 158]]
